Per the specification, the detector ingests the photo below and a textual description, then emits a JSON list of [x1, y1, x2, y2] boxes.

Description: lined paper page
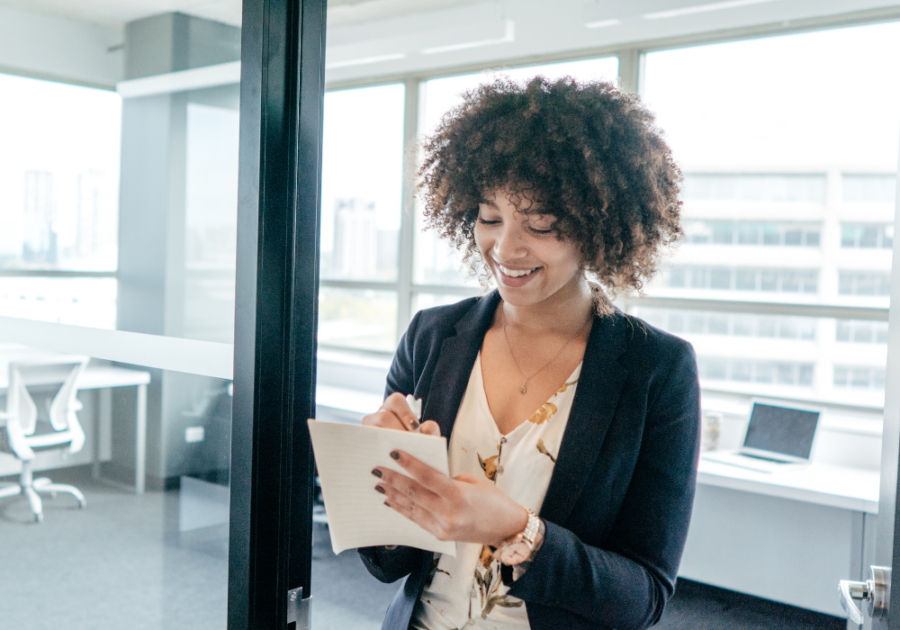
[[308, 420, 456, 556]]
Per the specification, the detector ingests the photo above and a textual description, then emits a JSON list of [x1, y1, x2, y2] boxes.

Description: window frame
[[7, 8, 898, 409], [318, 11, 897, 376]]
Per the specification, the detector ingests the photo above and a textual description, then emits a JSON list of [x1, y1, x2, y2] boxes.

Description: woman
[[359, 77, 700, 630]]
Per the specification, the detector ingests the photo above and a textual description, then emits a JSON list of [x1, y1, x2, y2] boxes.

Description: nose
[[492, 222, 528, 261]]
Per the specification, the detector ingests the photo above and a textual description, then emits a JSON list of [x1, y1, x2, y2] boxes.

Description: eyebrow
[[477, 198, 497, 208]]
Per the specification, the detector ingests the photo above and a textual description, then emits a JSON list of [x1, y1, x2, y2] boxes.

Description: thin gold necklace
[[501, 306, 591, 395]]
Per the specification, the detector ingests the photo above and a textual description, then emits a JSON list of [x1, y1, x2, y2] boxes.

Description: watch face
[[499, 541, 531, 565]]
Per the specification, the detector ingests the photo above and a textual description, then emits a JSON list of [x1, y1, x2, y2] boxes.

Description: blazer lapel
[[539, 311, 629, 525], [422, 291, 501, 439]]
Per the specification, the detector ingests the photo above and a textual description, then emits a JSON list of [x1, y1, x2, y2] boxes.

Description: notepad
[[308, 419, 456, 557]]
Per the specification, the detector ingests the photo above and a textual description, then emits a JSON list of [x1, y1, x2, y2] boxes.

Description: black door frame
[[229, 0, 326, 627]]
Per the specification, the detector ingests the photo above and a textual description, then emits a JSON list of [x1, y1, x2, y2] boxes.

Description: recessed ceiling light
[[643, 0, 778, 20], [422, 20, 514, 55], [325, 53, 406, 69], [585, 19, 621, 29]]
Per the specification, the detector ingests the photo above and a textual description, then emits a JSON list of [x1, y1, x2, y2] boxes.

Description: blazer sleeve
[[358, 310, 429, 584], [505, 341, 701, 630]]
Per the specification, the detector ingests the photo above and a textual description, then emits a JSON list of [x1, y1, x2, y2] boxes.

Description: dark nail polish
[[375, 485, 386, 494], [390, 450, 400, 460], [384, 501, 391, 508], [371, 469, 382, 478]]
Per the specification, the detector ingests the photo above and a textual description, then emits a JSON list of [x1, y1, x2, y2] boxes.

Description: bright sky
[[0, 73, 121, 262], [642, 21, 900, 171], [320, 83, 406, 249], [421, 56, 620, 137]]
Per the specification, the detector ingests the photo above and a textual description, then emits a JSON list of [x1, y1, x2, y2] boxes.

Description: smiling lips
[[497, 262, 539, 280]]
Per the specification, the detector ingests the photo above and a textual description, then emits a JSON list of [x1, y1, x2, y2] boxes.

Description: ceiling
[[0, 0, 492, 28]]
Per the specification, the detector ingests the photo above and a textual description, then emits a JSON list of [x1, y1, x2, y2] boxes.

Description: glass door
[[0, 1, 325, 628]]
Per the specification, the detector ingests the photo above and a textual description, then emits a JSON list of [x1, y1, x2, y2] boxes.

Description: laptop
[[701, 400, 821, 474]]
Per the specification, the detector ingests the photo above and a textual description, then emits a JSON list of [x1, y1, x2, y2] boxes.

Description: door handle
[[839, 566, 891, 625]]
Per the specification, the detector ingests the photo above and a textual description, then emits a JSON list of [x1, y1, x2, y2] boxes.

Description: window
[[836, 320, 889, 344], [697, 356, 814, 387], [843, 174, 897, 203], [318, 84, 406, 352], [667, 267, 818, 294], [838, 272, 891, 297], [638, 308, 816, 340], [683, 173, 826, 203], [685, 221, 821, 247], [0, 72, 121, 328], [841, 224, 894, 249], [312, 20, 900, 411], [834, 366, 887, 390], [641, 21, 900, 406]]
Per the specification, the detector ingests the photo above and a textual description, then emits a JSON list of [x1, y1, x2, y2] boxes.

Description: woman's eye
[[477, 217, 500, 225], [529, 227, 553, 235]]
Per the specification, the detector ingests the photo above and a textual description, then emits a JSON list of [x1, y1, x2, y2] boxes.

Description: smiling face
[[475, 187, 587, 310]]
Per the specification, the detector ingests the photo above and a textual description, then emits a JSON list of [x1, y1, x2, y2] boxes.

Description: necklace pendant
[[520, 383, 527, 394]]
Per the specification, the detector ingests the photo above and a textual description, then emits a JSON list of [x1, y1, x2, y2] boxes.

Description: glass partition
[[0, 6, 241, 629]]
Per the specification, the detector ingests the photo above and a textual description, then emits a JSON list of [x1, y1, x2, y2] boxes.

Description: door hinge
[[287, 587, 311, 629]]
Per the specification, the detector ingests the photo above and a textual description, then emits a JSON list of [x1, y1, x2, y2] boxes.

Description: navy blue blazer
[[359, 290, 700, 630]]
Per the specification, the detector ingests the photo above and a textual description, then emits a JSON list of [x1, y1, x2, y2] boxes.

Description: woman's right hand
[[362, 392, 441, 436]]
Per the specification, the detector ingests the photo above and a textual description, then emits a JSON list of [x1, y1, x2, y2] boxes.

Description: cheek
[[473, 227, 489, 256]]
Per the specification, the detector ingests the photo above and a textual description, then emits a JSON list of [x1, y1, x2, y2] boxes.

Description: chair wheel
[[34, 513, 43, 523], [78, 499, 86, 509]]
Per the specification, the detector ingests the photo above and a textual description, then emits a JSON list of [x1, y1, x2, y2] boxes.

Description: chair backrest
[[46, 360, 88, 433], [6, 365, 38, 435], [4, 358, 89, 458]]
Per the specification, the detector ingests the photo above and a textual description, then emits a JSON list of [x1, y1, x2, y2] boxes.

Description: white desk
[[0, 352, 150, 494], [682, 458, 879, 626]]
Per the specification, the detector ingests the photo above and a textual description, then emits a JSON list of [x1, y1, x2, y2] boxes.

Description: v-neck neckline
[[474, 352, 582, 438]]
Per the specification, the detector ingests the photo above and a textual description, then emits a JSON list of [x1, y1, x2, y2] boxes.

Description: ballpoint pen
[[405, 394, 422, 431]]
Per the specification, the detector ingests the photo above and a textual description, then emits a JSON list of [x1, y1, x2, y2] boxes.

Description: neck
[[500, 277, 594, 336]]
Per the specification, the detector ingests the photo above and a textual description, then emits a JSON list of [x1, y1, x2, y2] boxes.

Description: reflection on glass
[[414, 57, 619, 287], [0, 74, 121, 272], [321, 84, 405, 282], [319, 288, 398, 352], [184, 94, 240, 344]]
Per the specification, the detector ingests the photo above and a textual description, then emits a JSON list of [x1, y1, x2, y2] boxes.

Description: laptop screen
[[743, 403, 819, 459]]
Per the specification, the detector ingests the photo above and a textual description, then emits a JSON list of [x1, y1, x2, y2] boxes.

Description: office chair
[[0, 358, 89, 522]]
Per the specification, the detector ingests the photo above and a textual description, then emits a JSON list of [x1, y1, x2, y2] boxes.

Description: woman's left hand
[[373, 450, 528, 547]]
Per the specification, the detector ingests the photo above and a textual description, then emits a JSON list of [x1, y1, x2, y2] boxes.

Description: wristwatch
[[495, 507, 543, 566]]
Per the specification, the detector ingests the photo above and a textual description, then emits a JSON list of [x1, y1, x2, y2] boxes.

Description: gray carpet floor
[[0, 467, 845, 630]]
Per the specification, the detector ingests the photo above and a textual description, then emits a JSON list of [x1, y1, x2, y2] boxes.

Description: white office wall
[[0, 4, 122, 87]]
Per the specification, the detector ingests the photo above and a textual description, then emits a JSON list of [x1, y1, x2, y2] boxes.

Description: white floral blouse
[[410, 352, 581, 630]]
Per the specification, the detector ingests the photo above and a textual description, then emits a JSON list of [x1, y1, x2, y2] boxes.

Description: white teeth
[[498, 264, 536, 278]]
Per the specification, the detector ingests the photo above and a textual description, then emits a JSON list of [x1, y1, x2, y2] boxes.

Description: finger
[[381, 487, 445, 539], [374, 466, 443, 515], [380, 393, 420, 431], [419, 420, 440, 436], [388, 450, 453, 495], [360, 410, 408, 432]]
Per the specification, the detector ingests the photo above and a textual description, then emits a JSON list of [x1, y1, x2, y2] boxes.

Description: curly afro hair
[[417, 76, 683, 310]]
